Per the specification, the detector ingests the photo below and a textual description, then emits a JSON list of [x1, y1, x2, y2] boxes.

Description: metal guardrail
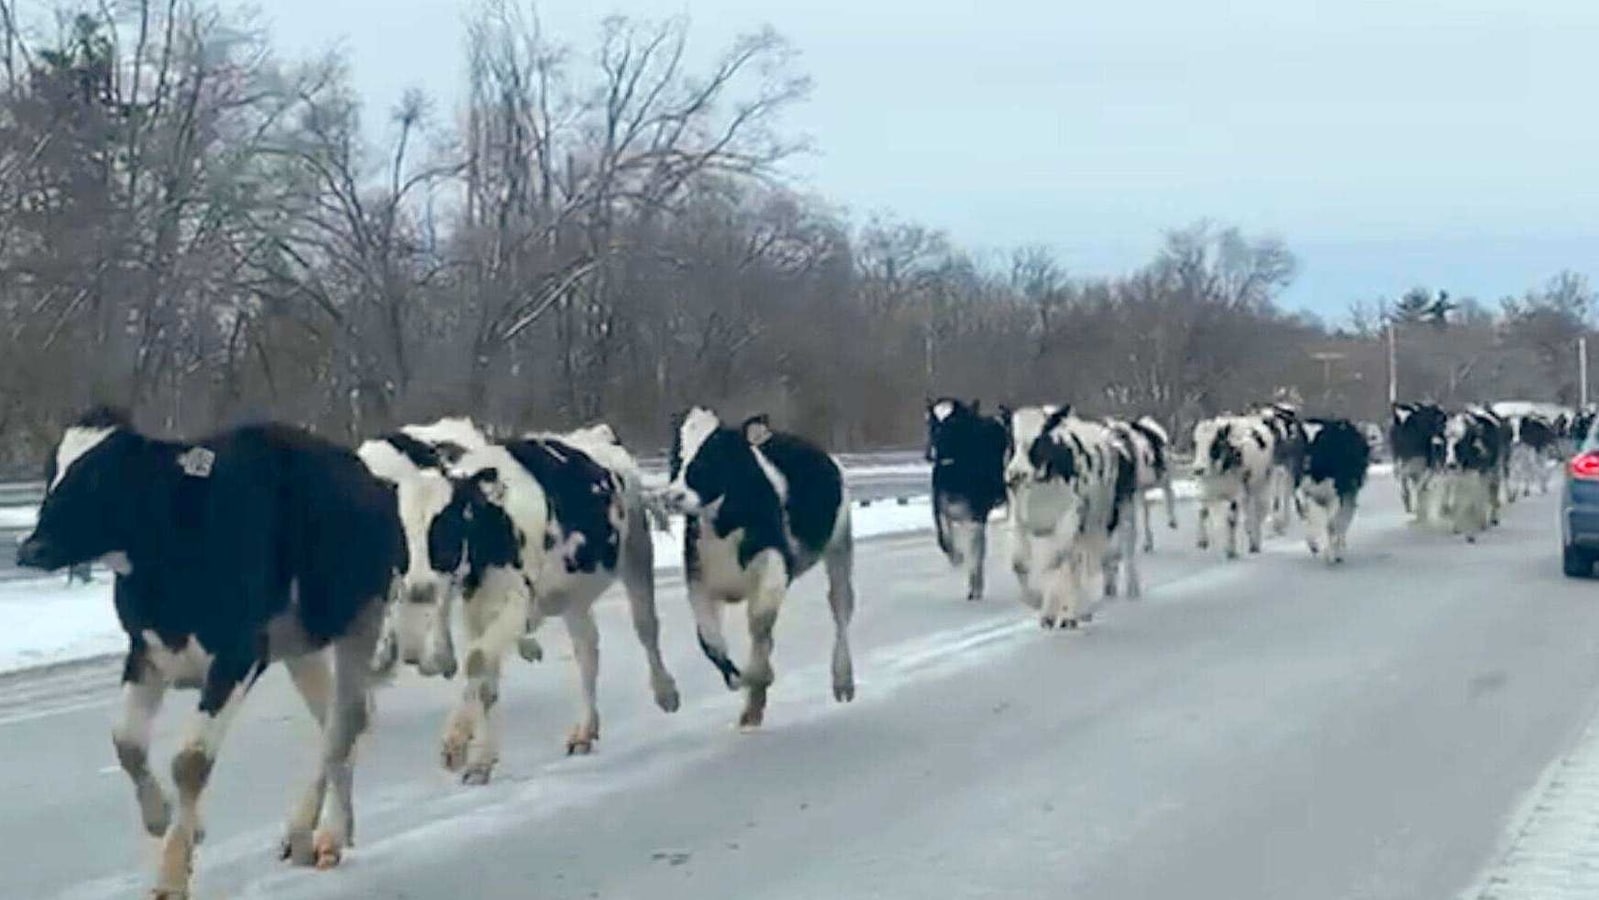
[[0, 482, 43, 508]]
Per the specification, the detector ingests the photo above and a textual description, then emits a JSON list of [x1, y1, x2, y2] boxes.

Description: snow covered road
[[5, 473, 1598, 899]]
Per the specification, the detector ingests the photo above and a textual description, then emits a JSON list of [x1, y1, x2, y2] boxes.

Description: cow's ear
[[969, 399, 981, 414], [743, 415, 773, 447]]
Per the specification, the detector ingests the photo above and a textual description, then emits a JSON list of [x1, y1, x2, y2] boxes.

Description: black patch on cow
[[1128, 419, 1168, 475], [1209, 424, 1244, 473], [1390, 402, 1448, 470], [502, 437, 622, 575], [1305, 418, 1371, 499], [429, 469, 522, 592], [22, 419, 405, 680], [1106, 432, 1138, 534], [1518, 416, 1558, 453], [381, 431, 447, 471]]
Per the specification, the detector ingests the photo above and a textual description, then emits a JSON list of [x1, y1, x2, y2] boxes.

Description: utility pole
[[1581, 335, 1590, 408], [1386, 321, 1398, 404]]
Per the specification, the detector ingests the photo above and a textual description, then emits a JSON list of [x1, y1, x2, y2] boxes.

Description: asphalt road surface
[[5, 473, 1599, 900]]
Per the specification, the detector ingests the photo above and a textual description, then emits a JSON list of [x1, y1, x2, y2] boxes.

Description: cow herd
[[1389, 401, 1574, 542], [8, 397, 1575, 897]]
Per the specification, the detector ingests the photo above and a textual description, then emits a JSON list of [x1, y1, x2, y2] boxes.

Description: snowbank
[[0, 574, 127, 674]]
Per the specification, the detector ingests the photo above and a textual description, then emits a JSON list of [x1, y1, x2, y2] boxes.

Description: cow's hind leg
[[1141, 493, 1155, 553], [824, 530, 856, 702], [966, 520, 988, 600], [113, 651, 170, 839], [313, 602, 382, 868], [562, 601, 602, 754], [279, 650, 332, 865], [152, 654, 264, 898], [1225, 499, 1241, 559], [620, 505, 680, 712], [1197, 499, 1213, 551], [1121, 506, 1142, 598]]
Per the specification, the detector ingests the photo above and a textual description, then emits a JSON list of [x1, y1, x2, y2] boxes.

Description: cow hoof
[[967, 590, 982, 601], [833, 680, 855, 703], [517, 635, 544, 663], [1249, 545, 1261, 555], [461, 763, 496, 785], [1225, 549, 1238, 560], [440, 731, 471, 773], [1466, 535, 1477, 544], [1197, 540, 1210, 551], [139, 794, 172, 838], [654, 680, 682, 713], [148, 889, 189, 899], [738, 709, 765, 730], [280, 829, 316, 866], [311, 831, 343, 869], [1064, 617, 1080, 630], [566, 725, 599, 755], [1039, 615, 1057, 630]]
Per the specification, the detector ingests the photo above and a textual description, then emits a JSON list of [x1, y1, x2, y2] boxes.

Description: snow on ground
[[0, 464, 1398, 677], [1464, 701, 1599, 899], [0, 506, 35, 529], [0, 575, 128, 674]]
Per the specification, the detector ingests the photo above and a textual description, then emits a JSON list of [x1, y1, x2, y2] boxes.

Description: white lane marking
[[1464, 696, 1599, 899]]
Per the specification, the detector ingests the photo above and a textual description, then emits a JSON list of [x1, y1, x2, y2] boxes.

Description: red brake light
[[1571, 453, 1599, 480]]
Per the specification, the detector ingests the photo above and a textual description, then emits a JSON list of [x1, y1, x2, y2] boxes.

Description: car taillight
[[1571, 452, 1599, 481]]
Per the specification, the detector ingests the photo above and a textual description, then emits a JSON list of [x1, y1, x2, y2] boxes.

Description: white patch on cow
[[930, 400, 956, 422], [176, 446, 215, 478], [1394, 406, 1414, 425], [141, 630, 214, 688], [50, 426, 115, 492], [1303, 421, 1325, 442], [676, 407, 720, 469], [753, 446, 789, 502], [100, 551, 132, 576], [401, 417, 489, 452], [667, 407, 722, 512]]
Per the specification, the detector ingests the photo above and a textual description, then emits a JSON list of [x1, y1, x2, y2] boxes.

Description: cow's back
[[758, 433, 843, 559], [260, 425, 405, 642]]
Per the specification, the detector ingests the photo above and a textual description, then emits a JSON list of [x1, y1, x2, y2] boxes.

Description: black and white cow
[[664, 407, 856, 729], [1507, 413, 1559, 499], [424, 423, 680, 784], [1441, 408, 1507, 542], [1294, 418, 1371, 564], [1001, 405, 1138, 629], [1252, 402, 1308, 536], [360, 416, 490, 680], [14, 407, 403, 896], [1190, 414, 1276, 558], [1106, 415, 1178, 552], [1468, 405, 1512, 524], [924, 397, 1009, 600], [1390, 401, 1448, 522]]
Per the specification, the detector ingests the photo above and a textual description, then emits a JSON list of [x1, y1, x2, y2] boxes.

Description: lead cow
[[664, 407, 857, 729], [15, 407, 403, 897]]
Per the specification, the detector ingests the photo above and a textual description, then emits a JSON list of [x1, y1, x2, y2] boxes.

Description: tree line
[[0, 1, 1591, 477]]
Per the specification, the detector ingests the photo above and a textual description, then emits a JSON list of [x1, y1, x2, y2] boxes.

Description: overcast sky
[[264, 0, 1599, 318]]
